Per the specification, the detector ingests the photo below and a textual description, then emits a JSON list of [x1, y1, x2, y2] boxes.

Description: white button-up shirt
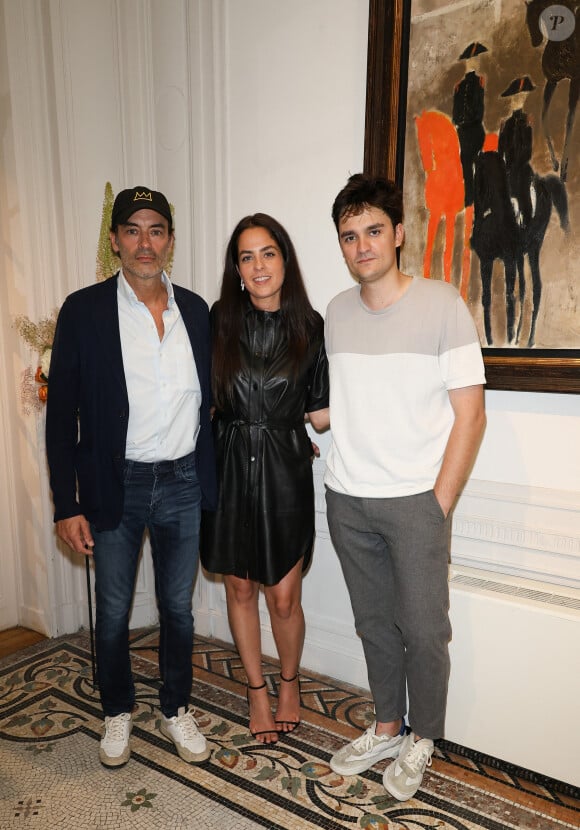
[[118, 270, 201, 462]]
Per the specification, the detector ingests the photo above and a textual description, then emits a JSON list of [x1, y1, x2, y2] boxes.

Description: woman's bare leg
[[224, 574, 278, 743], [264, 558, 304, 730]]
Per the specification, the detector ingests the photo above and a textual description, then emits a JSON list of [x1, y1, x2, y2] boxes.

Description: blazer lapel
[[93, 273, 128, 396]]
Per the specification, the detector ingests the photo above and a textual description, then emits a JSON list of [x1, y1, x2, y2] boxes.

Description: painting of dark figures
[[400, 0, 579, 349]]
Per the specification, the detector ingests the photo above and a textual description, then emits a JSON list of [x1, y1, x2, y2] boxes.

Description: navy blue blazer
[[46, 273, 217, 530]]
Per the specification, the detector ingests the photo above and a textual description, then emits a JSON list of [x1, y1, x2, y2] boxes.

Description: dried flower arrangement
[[14, 311, 58, 413]]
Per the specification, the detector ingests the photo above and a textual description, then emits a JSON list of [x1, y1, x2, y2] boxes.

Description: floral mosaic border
[[1, 633, 578, 830]]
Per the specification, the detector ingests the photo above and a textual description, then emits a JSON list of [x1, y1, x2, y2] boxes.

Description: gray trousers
[[325, 487, 452, 739]]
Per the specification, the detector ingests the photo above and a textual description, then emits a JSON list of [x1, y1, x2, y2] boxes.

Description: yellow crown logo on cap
[[133, 191, 152, 202]]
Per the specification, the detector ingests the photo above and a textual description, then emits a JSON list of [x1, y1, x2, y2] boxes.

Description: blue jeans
[[92, 452, 201, 718]]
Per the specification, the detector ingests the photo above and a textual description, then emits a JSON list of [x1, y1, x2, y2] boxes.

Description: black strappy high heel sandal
[[246, 681, 278, 742], [275, 672, 301, 733]]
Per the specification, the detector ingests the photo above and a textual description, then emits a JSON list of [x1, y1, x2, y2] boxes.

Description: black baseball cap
[[111, 186, 173, 229]]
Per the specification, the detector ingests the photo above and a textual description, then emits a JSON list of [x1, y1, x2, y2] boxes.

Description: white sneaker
[[99, 712, 132, 767], [160, 707, 210, 763], [383, 732, 434, 801], [329, 721, 406, 775]]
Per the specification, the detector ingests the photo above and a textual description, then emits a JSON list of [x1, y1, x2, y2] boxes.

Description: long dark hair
[[212, 213, 318, 410]]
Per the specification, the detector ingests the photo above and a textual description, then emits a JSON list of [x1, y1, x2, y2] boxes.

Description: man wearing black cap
[[46, 186, 217, 768]]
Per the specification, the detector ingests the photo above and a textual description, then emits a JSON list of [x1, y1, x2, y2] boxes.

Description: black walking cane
[[85, 556, 98, 689]]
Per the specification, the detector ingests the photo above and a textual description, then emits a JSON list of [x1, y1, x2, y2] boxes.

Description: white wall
[[221, 0, 363, 312], [1, 0, 579, 787]]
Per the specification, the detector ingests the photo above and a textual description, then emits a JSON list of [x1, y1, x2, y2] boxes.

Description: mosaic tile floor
[[0, 628, 578, 830]]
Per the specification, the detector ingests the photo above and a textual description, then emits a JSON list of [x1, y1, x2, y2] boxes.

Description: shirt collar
[[119, 269, 175, 306]]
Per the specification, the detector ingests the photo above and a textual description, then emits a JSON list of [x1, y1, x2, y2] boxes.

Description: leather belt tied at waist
[[218, 416, 304, 430]]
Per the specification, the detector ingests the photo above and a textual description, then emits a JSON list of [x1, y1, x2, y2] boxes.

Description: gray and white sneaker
[[99, 712, 132, 767], [160, 707, 210, 763], [330, 720, 406, 776], [383, 732, 434, 801]]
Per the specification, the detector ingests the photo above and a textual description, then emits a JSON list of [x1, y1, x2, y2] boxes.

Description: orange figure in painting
[[415, 110, 464, 292]]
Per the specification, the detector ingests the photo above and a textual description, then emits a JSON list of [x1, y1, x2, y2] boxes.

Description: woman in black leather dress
[[200, 214, 329, 744]]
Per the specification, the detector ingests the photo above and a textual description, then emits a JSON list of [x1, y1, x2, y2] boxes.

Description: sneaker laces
[[104, 714, 130, 741], [172, 710, 200, 739], [352, 724, 382, 752], [402, 740, 433, 775]]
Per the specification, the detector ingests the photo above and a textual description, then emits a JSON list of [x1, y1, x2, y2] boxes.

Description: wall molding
[[313, 474, 580, 590], [451, 480, 580, 588]]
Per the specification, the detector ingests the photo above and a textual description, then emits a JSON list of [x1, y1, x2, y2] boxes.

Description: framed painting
[[364, 0, 580, 392]]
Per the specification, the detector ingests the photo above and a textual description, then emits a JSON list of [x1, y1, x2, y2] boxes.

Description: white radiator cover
[[446, 567, 580, 787]]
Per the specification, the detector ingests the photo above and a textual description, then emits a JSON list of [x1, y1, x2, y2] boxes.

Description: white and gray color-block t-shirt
[[324, 276, 486, 499]]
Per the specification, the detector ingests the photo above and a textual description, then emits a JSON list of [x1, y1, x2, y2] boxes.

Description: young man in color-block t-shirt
[[325, 173, 486, 801]]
